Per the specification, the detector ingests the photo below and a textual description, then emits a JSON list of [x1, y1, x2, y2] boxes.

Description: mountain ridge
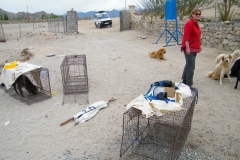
[[77, 9, 120, 19], [0, 8, 120, 19]]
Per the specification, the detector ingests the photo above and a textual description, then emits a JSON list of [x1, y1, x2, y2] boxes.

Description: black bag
[[156, 92, 167, 100], [153, 80, 172, 87], [162, 80, 172, 87]]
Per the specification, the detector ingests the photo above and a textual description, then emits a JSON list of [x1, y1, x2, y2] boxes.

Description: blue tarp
[[166, 0, 177, 20]]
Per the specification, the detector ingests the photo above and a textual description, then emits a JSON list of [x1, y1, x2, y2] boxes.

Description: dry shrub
[[18, 48, 33, 61]]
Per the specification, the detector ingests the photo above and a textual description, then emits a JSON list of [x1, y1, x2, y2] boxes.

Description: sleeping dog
[[148, 48, 166, 62], [13, 75, 38, 97]]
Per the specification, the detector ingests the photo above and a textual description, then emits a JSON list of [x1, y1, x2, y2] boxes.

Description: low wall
[[130, 13, 240, 51], [201, 21, 240, 51], [130, 13, 184, 43]]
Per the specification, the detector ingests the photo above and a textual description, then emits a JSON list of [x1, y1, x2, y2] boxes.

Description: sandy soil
[[0, 17, 239, 160]]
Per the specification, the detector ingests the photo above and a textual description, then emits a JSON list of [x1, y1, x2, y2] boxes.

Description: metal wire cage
[[0, 23, 6, 42], [60, 55, 88, 95], [120, 90, 197, 160], [7, 68, 52, 105], [0, 65, 4, 86]]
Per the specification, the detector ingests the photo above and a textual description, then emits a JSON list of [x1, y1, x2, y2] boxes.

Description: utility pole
[[27, 5, 29, 23], [215, 0, 216, 18]]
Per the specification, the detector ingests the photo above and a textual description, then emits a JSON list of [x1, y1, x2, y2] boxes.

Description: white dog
[[215, 50, 240, 66], [208, 54, 232, 84]]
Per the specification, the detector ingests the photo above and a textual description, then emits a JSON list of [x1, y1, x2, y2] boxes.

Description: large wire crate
[[120, 90, 197, 160], [7, 68, 52, 105], [60, 55, 88, 105]]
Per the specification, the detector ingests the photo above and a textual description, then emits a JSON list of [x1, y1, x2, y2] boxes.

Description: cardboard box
[[164, 87, 175, 97], [154, 83, 175, 98]]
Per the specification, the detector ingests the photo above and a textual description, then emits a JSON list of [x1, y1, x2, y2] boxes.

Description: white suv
[[94, 11, 112, 28]]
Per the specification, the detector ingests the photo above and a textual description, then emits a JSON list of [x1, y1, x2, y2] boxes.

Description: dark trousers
[[182, 50, 196, 86]]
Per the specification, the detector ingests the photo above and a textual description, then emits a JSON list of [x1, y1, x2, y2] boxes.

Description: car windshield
[[98, 14, 110, 19]]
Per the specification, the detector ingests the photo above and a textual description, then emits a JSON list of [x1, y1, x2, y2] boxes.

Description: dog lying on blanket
[[148, 48, 166, 62], [13, 75, 38, 97], [207, 54, 232, 84]]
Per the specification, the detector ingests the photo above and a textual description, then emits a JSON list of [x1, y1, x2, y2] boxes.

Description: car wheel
[[95, 22, 97, 28], [110, 24, 112, 27], [100, 25, 102, 29]]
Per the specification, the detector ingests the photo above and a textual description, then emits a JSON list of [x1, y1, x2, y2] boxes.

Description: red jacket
[[181, 18, 201, 51]]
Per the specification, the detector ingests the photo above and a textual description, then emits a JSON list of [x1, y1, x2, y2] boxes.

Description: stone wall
[[120, 10, 131, 31], [130, 13, 240, 51], [201, 21, 240, 51], [130, 13, 184, 42]]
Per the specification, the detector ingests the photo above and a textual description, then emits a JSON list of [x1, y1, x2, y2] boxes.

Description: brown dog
[[149, 48, 166, 62]]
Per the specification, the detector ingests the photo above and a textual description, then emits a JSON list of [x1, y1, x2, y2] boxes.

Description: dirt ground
[[0, 17, 239, 160]]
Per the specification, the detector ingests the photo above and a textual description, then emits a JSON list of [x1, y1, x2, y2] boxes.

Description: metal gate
[[47, 17, 66, 33], [0, 23, 6, 42]]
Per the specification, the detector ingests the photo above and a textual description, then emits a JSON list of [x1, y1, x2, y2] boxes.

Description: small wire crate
[[60, 55, 88, 104], [120, 90, 197, 160], [0, 65, 3, 75], [7, 68, 52, 105]]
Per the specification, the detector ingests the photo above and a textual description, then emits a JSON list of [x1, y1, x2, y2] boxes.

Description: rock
[[46, 53, 55, 57]]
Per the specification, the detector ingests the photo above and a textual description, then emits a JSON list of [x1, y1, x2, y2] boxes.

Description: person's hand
[[186, 48, 191, 55]]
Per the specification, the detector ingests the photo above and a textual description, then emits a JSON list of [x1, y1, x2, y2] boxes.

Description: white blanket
[[73, 101, 108, 124], [126, 82, 192, 118], [0, 62, 42, 89]]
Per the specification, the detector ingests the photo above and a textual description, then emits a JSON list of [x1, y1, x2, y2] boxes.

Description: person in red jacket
[[181, 8, 202, 88]]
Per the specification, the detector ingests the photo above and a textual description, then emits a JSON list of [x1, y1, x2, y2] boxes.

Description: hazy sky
[[1, 0, 141, 15]]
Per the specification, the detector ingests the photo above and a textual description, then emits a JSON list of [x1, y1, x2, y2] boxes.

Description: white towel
[[175, 82, 192, 99], [0, 62, 42, 89], [126, 82, 192, 118], [126, 94, 184, 118], [73, 101, 108, 124]]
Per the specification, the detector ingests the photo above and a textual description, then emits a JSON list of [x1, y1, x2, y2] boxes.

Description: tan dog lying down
[[149, 48, 166, 62], [207, 54, 232, 84]]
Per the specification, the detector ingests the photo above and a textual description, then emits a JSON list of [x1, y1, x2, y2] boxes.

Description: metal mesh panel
[[0, 23, 6, 42], [0, 65, 4, 90], [120, 90, 197, 160], [6, 68, 52, 105], [60, 55, 88, 105], [0, 65, 3, 74], [62, 93, 89, 105], [47, 18, 66, 33]]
